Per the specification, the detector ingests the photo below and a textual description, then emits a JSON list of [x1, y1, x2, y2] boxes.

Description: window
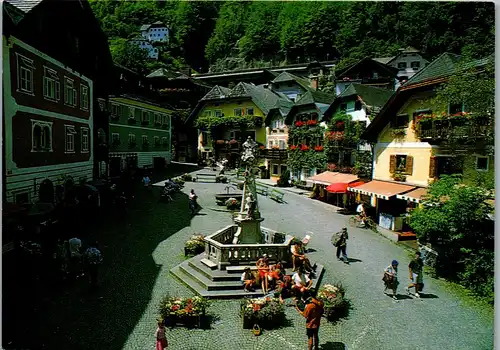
[[155, 113, 161, 124], [162, 137, 169, 146], [80, 85, 89, 110], [64, 78, 77, 106], [411, 61, 420, 70], [204, 110, 213, 117], [340, 103, 347, 111], [397, 155, 406, 170], [234, 108, 242, 116], [214, 110, 222, 117], [16, 53, 34, 94], [112, 133, 120, 143], [111, 104, 118, 117], [142, 110, 149, 123], [448, 103, 464, 115], [372, 72, 378, 79], [81, 127, 89, 153], [397, 62, 407, 69], [476, 156, 489, 171], [272, 164, 279, 175], [142, 135, 148, 145], [247, 108, 254, 116], [391, 114, 409, 128], [134, 108, 141, 119], [64, 125, 77, 153], [162, 115, 170, 126], [154, 136, 160, 145], [128, 134, 136, 144], [15, 191, 30, 205], [31, 120, 52, 152], [201, 132, 208, 145], [279, 140, 286, 149], [43, 67, 60, 101], [354, 100, 362, 111]]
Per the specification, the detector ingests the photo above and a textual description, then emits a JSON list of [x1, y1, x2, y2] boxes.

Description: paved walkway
[[5, 166, 493, 350]]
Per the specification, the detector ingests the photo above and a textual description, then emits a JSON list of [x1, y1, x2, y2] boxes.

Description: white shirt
[[292, 272, 310, 286], [68, 238, 82, 257], [356, 204, 364, 214], [384, 265, 398, 278]]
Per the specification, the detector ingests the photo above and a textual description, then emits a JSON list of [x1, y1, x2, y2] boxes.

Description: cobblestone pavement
[[5, 167, 493, 350]]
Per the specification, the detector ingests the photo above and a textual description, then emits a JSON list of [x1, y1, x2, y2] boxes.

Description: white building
[[374, 46, 429, 89], [129, 22, 169, 60]]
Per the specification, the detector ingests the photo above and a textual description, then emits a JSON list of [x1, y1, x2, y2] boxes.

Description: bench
[[195, 173, 217, 182], [295, 181, 312, 190], [256, 183, 269, 196], [270, 189, 285, 202]]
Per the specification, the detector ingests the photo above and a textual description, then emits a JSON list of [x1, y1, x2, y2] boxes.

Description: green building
[[108, 95, 172, 175]]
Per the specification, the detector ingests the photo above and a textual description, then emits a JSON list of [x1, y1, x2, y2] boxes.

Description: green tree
[[408, 175, 494, 302], [109, 38, 149, 75]]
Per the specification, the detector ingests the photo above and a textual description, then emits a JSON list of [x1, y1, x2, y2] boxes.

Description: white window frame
[[204, 110, 213, 117], [80, 85, 89, 110], [142, 135, 148, 145], [142, 110, 149, 123], [112, 133, 120, 143], [475, 156, 489, 172], [234, 108, 242, 117], [64, 77, 77, 107], [31, 120, 53, 152], [81, 127, 89, 153], [64, 125, 77, 153], [43, 66, 60, 101], [214, 110, 222, 117], [154, 136, 160, 146], [16, 53, 35, 95], [128, 133, 136, 143]]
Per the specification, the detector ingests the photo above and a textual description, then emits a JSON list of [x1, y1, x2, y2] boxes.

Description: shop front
[[308, 171, 364, 209], [348, 180, 418, 232]]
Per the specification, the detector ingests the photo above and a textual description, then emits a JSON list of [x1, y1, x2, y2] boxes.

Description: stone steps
[[170, 254, 325, 299]]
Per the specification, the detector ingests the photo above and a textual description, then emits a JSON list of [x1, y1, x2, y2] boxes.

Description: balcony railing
[[418, 123, 490, 141], [261, 148, 288, 160]]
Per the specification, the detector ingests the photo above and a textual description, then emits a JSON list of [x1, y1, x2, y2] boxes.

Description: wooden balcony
[[418, 123, 490, 141], [261, 149, 288, 160]]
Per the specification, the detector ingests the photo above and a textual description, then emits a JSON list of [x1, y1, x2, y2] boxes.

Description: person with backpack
[[331, 228, 349, 263], [406, 251, 424, 298], [383, 260, 399, 300]]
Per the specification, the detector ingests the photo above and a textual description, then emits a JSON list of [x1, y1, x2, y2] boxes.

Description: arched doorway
[[38, 179, 54, 203]]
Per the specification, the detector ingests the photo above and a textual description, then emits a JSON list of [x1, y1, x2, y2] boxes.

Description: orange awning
[[307, 171, 358, 186], [396, 188, 428, 203], [326, 180, 364, 194], [348, 180, 415, 200]]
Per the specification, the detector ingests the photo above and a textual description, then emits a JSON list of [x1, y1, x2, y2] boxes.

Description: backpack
[[331, 232, 342, 247]]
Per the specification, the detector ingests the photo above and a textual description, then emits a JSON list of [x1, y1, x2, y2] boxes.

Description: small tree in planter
[[240, 297, 285, 329], [184, 234, 205, 256], [317, 283, 350, 321]]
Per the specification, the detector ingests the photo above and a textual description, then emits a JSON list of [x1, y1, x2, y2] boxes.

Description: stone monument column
[[232, 137, 264, 244]]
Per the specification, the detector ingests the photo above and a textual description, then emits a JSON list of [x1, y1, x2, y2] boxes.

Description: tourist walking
[[155, 320, 168, 349], [332, 228, 349, 263], [84, 241, 103, 290], [295, 296, 324, 350], [406, 251, 424, 298], [383, 260, 399, 300], [189, 189, 198, 215]]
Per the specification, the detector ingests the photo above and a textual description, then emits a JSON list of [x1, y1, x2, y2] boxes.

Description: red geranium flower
[[300, 144, 309, 151], [295, 121, 305, 127]]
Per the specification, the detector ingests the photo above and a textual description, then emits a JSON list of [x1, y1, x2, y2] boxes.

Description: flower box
[[295, 121, 305, 127], [184, 234, 205, 256], [317, 283, 349, 321], [159, 296, 209, 328], [306, 119, 318, 126], [390, 128, 406, 138], [300, 144, 309, 151], [240, 297, 285, 329], [327, 131, 345, 141]]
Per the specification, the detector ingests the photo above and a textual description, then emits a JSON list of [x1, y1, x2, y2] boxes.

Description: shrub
[[277, 170, 290, 187]]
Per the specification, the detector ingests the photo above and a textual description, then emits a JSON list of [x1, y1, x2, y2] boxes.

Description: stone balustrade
[[204, 224, 294, 270]]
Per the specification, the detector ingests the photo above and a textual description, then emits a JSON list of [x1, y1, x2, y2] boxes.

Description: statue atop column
[[241, 136, 258, 165], [244, 192, 256, 219]]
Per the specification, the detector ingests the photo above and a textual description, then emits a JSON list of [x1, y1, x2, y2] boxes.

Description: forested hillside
[[89, 1, 495, 74]]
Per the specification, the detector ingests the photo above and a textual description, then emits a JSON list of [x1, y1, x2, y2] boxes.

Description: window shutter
[[429, 156, 437, 178], [55, 82, 60, 100], [406, 155, 414, 175], [389, 155, 397, 173]]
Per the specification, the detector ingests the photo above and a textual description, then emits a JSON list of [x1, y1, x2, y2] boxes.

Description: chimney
[[310, 76, 318, 90]]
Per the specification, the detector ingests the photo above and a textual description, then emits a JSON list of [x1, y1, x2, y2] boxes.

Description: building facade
[[374, 47, 429, 88], [107, 96, 172, 176], [129, 22, 169, 60], [3, 36, 93, 204]]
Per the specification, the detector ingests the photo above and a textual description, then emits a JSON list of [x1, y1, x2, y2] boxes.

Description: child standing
[[155, 321, 168, 350]]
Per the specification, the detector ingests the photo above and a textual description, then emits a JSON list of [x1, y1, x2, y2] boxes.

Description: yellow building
[[188, 82, 292, 168], [352, 53, 493, 232]]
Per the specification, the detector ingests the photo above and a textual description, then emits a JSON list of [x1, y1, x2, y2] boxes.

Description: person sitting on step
[[241, 267, 256, 292], [291, 240, 315, 274]]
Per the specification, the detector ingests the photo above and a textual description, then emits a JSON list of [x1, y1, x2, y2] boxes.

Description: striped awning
[[348, 180, 415, 200], [396, 188, 428, 203]]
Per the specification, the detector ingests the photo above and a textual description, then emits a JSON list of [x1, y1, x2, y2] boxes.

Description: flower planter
[[240, 297, 285, 330], [317, 284, 349, 322], [164, 312, 204, 328], [159, 296, 209, 328]]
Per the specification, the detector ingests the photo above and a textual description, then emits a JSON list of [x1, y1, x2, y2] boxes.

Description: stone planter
[[164, 312, 204, 328]]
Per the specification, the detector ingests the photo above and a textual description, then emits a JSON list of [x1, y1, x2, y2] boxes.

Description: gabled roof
[[4, 0, 42, 25], [4, 0, 43, 13], [201, 85, 232, 101], [337, 57, 399, 78], [146, 68, 181, 79], [400, 46, 420, 54], [362, 53, 493, 141], [140, 24, 151, 31], [271, 71, 312, 91], [373, 57, 394, 65], [322, 83, 394, 120], [152, 21, 166, 26], [404, 52, 461, 87], [295, 90, 336, 107]]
